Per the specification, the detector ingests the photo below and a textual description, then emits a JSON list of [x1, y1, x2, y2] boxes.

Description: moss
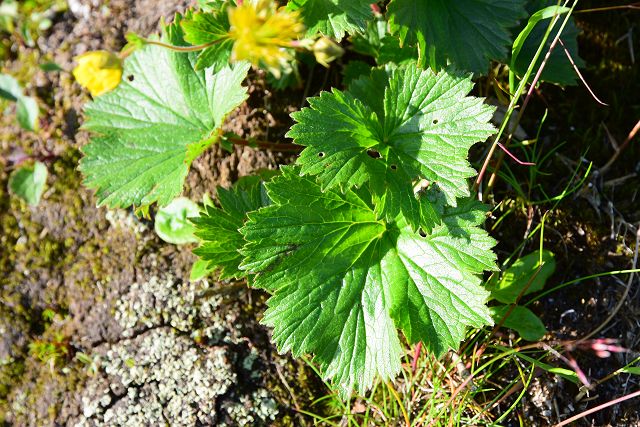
[[0, 147, 122, 422]]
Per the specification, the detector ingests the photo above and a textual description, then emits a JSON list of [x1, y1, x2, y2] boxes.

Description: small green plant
[[0, 0, 67, 48], [154, 197, 201, 244], [8, 160, 48, 206], [487, 249, 556, 341], [0, 73, 39, 131], [76, 0, 584, 397], [29, 332, 69, 371]]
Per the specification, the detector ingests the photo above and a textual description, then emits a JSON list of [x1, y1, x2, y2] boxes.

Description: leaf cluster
[[77, 0, 587, 395], [191, 63, 500, 394]]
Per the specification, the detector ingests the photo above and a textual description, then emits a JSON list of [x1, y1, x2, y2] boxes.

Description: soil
[[0, 0, 639, 426]]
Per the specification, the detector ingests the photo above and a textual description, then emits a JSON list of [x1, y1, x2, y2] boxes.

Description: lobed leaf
[[287, 0, 376, 40], [80, 15, 250, 209], [240, 167, 496, 394], [288, 64, 496, 228], [192, 175, 272, 280], [387, 0, 527, 74]]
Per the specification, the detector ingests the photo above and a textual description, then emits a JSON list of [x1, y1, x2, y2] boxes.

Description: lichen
[[72, 274, 281, 425], [77, 329, 234, 425]]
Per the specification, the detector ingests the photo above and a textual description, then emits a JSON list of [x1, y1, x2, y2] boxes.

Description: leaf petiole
[[142, 37, 230, 52]]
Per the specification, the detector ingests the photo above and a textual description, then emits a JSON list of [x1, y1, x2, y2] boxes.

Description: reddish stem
[[555, 389, 640, 426], [411, 342, 422, 375]]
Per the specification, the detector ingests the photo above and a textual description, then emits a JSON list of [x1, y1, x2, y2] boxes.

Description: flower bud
[[312, 36, 344, 67], [72, 51, 123, 97]]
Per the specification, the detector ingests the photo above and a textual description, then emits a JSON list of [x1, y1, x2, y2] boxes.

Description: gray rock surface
[[71, 275, 277, 426]]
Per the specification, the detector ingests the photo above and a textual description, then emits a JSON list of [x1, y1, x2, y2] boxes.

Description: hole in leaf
[[127, 75, 135, 82], [418, 229, 427, 237], [390, 164, 397, 171], [367, 149, 381, 159], [318, 152, 325, 158], [432, 119, 439, 125]]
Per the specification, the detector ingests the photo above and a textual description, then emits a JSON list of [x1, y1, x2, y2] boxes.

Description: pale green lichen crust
[[72, 275, 278, 426]]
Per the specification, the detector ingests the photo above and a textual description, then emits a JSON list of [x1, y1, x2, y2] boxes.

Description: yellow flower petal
[[228, 0, 304, 77], [72, 51, 123, 97]]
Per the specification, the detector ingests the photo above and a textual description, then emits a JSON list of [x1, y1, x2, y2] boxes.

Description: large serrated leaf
[[240, 167, 496, 394], [287, 0, 375, 40], [288, 64, 496, 228], [80, 16, 250, 209], [192, 175, 272, 280], [387, 0, 527, 74]]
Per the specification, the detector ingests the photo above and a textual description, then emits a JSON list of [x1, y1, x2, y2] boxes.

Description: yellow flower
[[228, 0, 304, 77], [72, 51, 123, 97]]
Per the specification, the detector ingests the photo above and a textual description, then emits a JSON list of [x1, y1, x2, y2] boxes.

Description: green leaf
[[491, 305, 546, 341], [377, 36, 417, 65], [154, 197, 200, 244], [488, 250, 555, 304], [181, 10, 233, 71], [516, 352, 579, 383], [197, 0, 228, 13], [342, 60, 372, 86], [287, 0, 375, 40], [240, 167, 496, 394], [387, 0, 527, 73], [193, 175, 272, 280], [9, 161, 48, 206], [190, 258, 216, 281], [0, 73, 23, 101], [39, 61, 63, 72], [350, 17, 387, 57], [512, 2, 584, 85], [288, 64, 496, 227], [620, 366, 640, 376], [17, 96, 39, 131], [351, 19, 417, 66], [80, 16, 250, 209]]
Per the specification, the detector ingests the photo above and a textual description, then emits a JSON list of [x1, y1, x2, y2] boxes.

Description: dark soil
[[482, 2, 640, 424]]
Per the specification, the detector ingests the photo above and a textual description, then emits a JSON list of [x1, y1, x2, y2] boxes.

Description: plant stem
[[474, 1, 576, 196], [144, 37, 228, 52], [574, 3, 640, 14], [554, 389, 640, 427]]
